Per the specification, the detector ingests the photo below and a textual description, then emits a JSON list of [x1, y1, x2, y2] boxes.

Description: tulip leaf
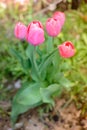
[[26, 44, 34, 63], [40, 84, 61, 106], [39, 49, 57, 79], [11, 82, 62, 125], [11, 82, 44, 125], [26, 44, 40, 81], [52, 51, 61, 68], [10, 48, 31, 72], [10, 48, 23, 63], [59, 76, 74, 90]]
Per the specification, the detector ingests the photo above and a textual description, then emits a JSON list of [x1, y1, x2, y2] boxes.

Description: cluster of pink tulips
[[12, 11, 76, 125], [14, 11, 75, 58]]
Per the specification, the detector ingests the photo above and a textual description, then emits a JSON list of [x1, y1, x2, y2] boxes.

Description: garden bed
[[0, 97, 87, 130]]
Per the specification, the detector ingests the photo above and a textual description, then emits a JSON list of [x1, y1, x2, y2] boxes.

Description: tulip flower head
[[58, 41, 75, 58], [46, 18, 61, 37], [26, 21, 45, 46], [53, 11, 65, 26], [14, 22, 27, 40]]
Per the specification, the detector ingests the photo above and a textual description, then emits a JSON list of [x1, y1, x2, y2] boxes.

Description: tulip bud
[[26, 21, 45, 46], [46, 18, 61, 37], [58, 41, 75, 58], [53, 11, 65, 26], [14, 22, 27, 40]]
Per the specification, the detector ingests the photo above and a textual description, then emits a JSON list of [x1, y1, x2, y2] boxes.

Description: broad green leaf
[[11, 103, 31, 126], [59, 76, 74, 90], [26, 44, 34, 63], [16, 83, 42, 105], [11, 82, 44, 124], [40, 84, 61, 106]]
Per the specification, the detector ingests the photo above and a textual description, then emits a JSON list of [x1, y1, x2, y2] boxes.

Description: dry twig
[[34, 0, 63, 16]]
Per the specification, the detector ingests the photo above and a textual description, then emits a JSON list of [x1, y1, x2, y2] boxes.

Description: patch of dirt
[[0, 98, 87, 130]]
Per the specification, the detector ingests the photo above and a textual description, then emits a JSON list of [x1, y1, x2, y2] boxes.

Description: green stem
[[32, 46, 40, 79], [47, 36, 54, 53]]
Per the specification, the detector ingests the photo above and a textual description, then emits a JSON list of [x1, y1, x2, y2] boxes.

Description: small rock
[[14, 80, 21, 89], [14, 122, 23, 129], [7, 128, 13, 130]]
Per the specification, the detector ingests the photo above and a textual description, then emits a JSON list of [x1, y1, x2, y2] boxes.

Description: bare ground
[[0, 97, 87, 130]]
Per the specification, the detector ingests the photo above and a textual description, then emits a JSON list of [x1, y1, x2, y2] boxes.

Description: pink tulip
[[46, 18, 61, 37], [14, 22, 27, 40], [53, 11, 65, 26], [26, 21, 45, 46], [58, 41, 75, 58]]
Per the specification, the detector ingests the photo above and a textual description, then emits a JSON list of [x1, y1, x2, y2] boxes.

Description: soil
[[0, 98, 87, 130]]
